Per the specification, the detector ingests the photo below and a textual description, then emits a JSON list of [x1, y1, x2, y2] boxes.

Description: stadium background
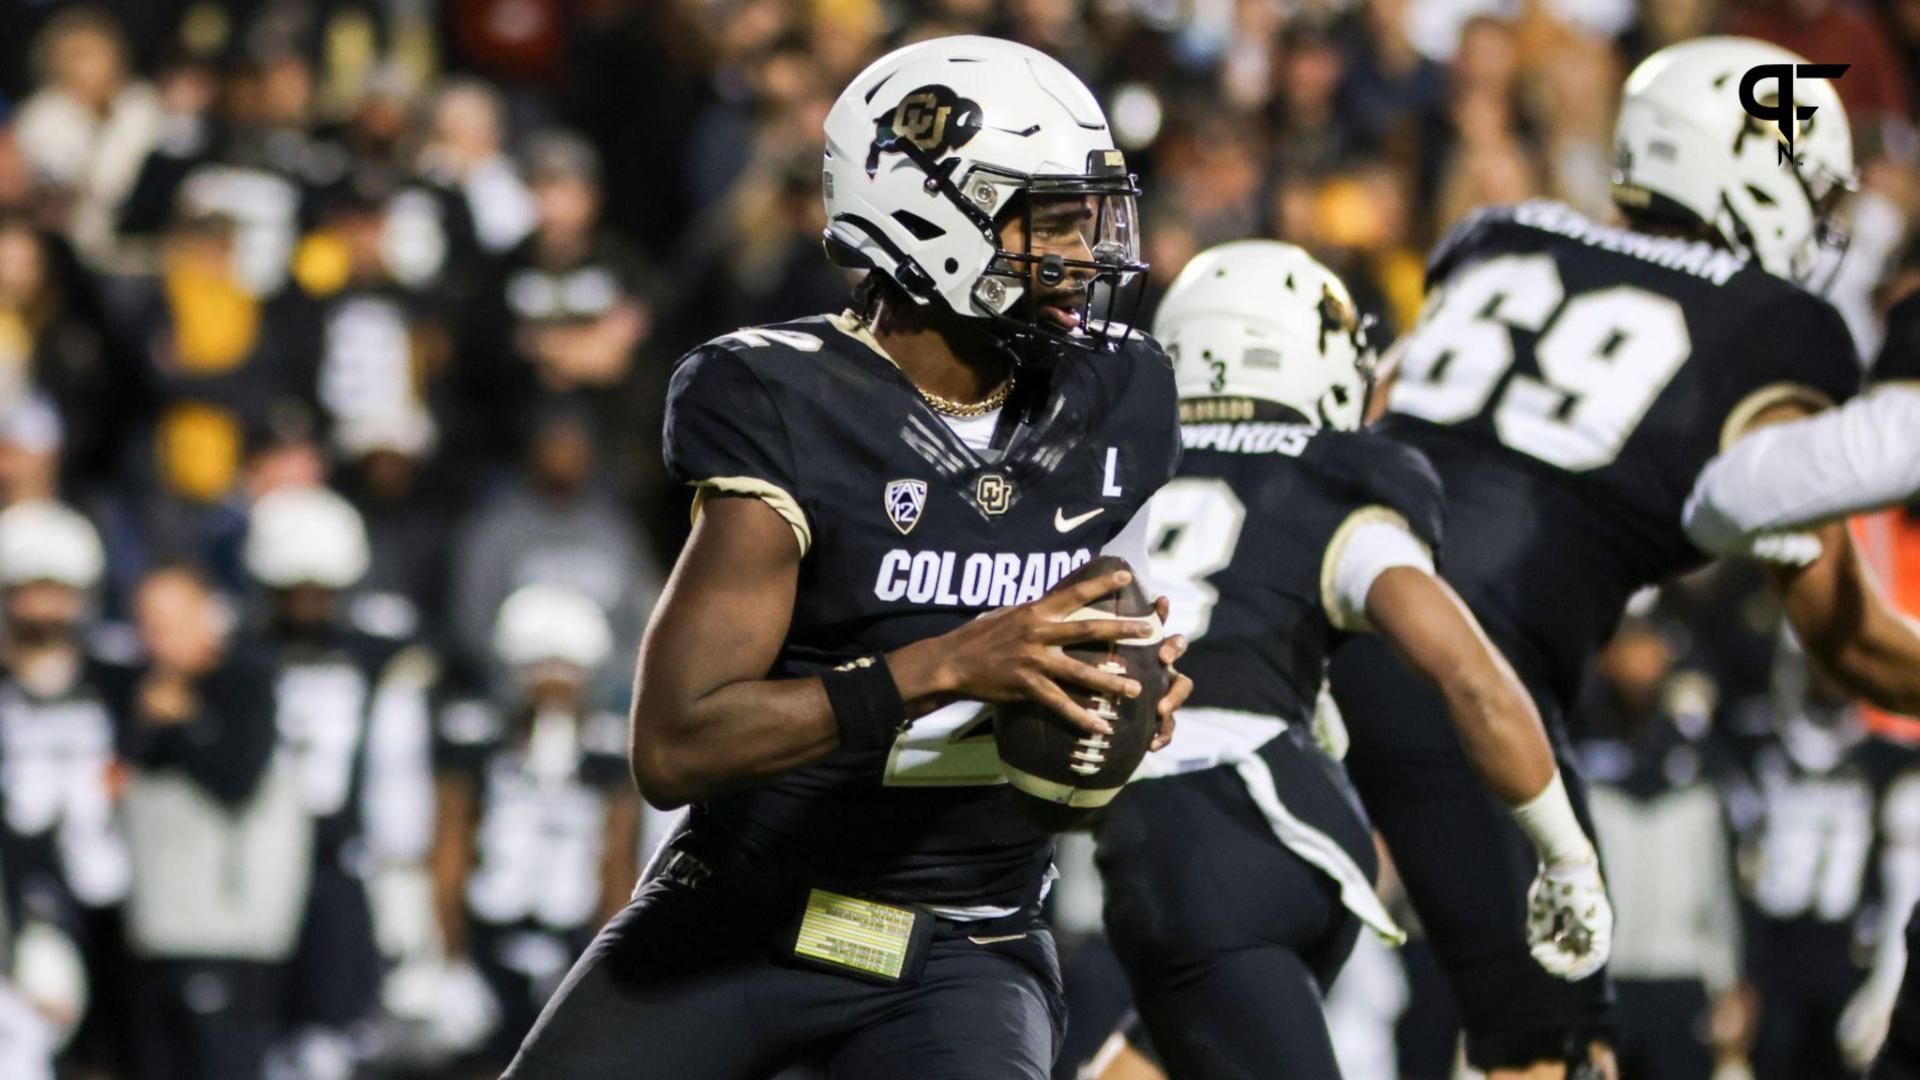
[[0, 0, 1917, 1076]]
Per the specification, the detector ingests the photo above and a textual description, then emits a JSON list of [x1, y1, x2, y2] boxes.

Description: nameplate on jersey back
[[787, 888, 933, 985]]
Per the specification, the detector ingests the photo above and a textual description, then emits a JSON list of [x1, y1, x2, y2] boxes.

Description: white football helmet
[[0, 501, 104, 589], [492, 583, 612, 671], [245, 486, 370, 590], [1153, 241, 1376, 430], [823, 35, 1145, 353], [1613, 36, 1855, 286]]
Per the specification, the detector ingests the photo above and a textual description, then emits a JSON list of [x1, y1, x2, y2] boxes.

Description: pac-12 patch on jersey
[[885, 479, 927, 535]]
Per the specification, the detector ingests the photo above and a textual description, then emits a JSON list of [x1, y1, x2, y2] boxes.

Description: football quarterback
[[503, 35, 1191, 1080]]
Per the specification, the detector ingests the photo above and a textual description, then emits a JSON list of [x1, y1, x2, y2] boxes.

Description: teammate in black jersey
[[1722, 644, 1920, 1079], [246, 485, 436, 1073], [1331, 37, 1920, 1076], [1082, 242, 1607, 1080], [431, 584, 639, 1071], [0, 502, 125, 1072], [505, 36, 1190, 1080]]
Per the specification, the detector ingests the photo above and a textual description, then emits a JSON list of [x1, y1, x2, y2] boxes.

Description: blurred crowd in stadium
[[0, 0, 1916, 1077]]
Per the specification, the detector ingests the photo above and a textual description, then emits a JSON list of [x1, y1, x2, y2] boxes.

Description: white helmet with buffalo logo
[[822, 35, 1145, 353], [1154, 241, 1377, 431], [1612, 36, 1855, 287]]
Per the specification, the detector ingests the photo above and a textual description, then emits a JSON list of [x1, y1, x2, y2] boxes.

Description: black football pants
[[1095, 731, 1369, 1079], [503, 838, 1065, 1079], [1332, 634, 1613, 1070]]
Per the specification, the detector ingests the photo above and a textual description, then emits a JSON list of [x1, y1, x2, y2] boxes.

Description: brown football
[[995, 555, 1167, 831]]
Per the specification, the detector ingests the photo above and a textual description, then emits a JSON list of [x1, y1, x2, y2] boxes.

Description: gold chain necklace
[[918, 375, 1014, 418]]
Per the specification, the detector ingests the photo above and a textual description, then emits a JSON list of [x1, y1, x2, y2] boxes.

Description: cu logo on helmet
[[1737, 63, 1848, 167], [875, 85, 981, 157]]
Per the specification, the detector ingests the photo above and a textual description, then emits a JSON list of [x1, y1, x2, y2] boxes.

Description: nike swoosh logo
[[1055, 507, 1104, 532]]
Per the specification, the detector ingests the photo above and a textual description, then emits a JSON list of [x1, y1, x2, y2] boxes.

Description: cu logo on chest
[[975, 472, 1014, 516]]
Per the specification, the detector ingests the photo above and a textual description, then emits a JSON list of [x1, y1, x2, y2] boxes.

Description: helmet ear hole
[[823, 233, 875, 270]]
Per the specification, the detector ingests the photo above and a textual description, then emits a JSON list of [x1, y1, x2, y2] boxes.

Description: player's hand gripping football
[[894, 568, 1189, 744], [1524, 856, 1613, 981]]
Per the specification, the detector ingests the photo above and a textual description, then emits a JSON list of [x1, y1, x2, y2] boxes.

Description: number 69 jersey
[[1381, 200, 1862, 705]]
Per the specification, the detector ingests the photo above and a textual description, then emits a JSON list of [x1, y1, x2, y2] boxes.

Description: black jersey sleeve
[[1314, 433, 1447, 554], [663, 343, 810, 554], [1873, 292, 1920, 385], [1425, 204, 1516, 288], [1131, 333, 1184, 488], [1719, 288, 1862, 441]]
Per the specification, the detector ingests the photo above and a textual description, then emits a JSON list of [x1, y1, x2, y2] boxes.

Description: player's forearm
[[1367, 568, 1556, 807], [630, 648, 955, 809], [1433, 657, 1558, 808], [1417, 636, 1593, 865], [630, 677, 842, 809], [1822, 608, 1920, 716], [1777, 523, 1920, 716]]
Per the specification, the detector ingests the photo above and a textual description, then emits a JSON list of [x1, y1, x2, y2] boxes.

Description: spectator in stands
[[118, 563, 301, 1080], [333, 408, 451, 649], [12, 8, 161, 271], [419, 80, 535, 258], [0, 215, 128, 494], [448, 406, 660, 703], [453, 131, 657, 496], [1339, 0, 1450, 156], [0, 397, 62, 512]]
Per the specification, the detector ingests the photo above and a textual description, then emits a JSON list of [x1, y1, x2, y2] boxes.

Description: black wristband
[[822, 656, 907, 753]]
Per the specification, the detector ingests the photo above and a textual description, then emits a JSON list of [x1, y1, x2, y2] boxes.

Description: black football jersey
[[1379, 201, 1862, 705], [0, 657, 131, 911], [662, 313, 1180, 909], [268, 627, 422, 855], [1873, 291, 1920, 385], [1150, 419, 1444, 731], [436, 697, 629, 935], [1723, 715, 1920, 930]]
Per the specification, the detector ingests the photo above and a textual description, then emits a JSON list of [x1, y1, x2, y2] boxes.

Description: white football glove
[[1739, 531, 1825, 567], [1525, 858, 1613, 981], [1838, 971, 1900, 1071], [1683, 496, 1824, 566]]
